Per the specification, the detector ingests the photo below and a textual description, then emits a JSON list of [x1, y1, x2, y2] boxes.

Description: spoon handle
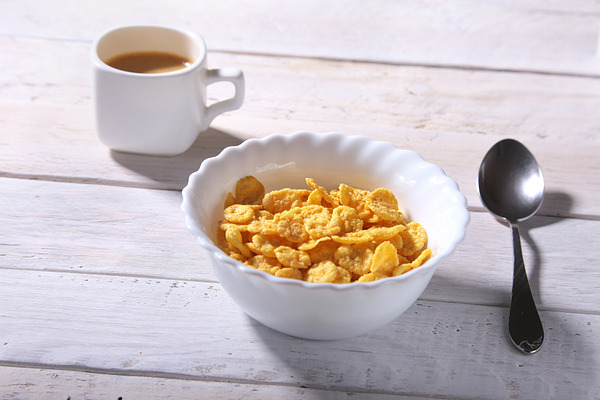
[[509, 224, 544, 354]]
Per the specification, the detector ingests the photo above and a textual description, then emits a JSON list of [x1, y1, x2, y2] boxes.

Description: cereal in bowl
[[216, 176, 432, 283]]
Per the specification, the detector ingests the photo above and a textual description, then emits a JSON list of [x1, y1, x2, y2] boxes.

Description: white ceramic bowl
[[182, 132, 469, 340]]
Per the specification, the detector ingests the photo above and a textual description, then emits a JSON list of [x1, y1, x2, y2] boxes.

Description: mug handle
[[202, 68, 245, 130]]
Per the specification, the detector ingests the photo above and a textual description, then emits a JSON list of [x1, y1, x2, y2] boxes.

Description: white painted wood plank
[[2, 0, 600, 76], [0, 178, 216, 282], [426, 212, 600, 315], [0, 367, 431, 400], [2, 177, 599, 314], [0, 269, 598, 400], [1, 37, 599, 218]]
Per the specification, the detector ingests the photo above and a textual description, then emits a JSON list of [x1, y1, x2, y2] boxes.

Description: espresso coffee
[[105, 51, 192, 73]]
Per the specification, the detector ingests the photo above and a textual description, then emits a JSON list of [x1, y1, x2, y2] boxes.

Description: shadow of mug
[[110, 128, 245, 190]]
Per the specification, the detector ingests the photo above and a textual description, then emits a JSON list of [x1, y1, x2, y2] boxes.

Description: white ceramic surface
[[92, 25, 245, 156], [182, 132, 469, 340]]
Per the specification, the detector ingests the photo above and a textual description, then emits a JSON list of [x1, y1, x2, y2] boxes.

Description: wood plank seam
[[210, 48, 600, 80]]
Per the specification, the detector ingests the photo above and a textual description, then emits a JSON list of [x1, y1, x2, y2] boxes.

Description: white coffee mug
[[92, 25, 245, 156]]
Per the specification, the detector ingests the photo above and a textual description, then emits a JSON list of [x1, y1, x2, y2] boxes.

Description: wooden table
[[2, 1, 599, 399]]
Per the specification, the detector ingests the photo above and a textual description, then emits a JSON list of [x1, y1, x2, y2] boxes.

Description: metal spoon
[[477, 139, 544, 354]]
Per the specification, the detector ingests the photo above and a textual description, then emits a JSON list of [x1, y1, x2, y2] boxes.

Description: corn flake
[[334, 245, 373, 276], [356, 271, 388, 283], [331, 230, 374, 245], [262, 189, 309, 214], [330, 206, 363, 235], [216, 176, 432, 283], [338, 184, 371, 219], [365, 188, 405, 223], [274, 246, 311, 269], [393, 248, 433, 276], [224, 192, 237, 208], [223, 204, 258, 224], [306, 261, 351, 284], [216, 229, 247, 262], [273, 208, 310, 243], [306, 178, 338, 207], [305, 239, 340, 264], [370, 241, 399, 276], [246, 255, 282, 275], [246, 233, 292, 258], [235, 175, 265, 205], [302, 205, 340, 238], [225, 226, 253, 259], [399, 221, 428, 257], [298, 236, 331, 251], [275, 267, 303, 280]]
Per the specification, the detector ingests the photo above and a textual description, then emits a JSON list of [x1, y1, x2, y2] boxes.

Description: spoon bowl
[[478, 139, 545, 354], [478, 139, 544, 223]]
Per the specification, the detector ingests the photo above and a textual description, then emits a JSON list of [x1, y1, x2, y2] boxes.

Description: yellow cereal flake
[[219, 220, 249, 232], [274, 246, 311, 269], [399, 221, 428, 257], [297, 236, 331, 251], [411, 247, 433, 266], [224, 192, 237, 208], [338, 184, 371, 218], [246, 255, 282, 275], [302, 205, 340, 238], [305, 239, 339, 263], [275, 267, 303, 280], [370, 241, 399, 276], [262, 189, 309, 214], [306, 261, 351, 284], [306, 178, 338, 207], [393, 248, 433, 276], [216, 229, 247, 261], [223, 204, 259, 224], [334, 245, 373, 276], [388, 233, 404, 252], [331, 230, 373, 245], [235, 175, 265, 205], [273, 208, 310, 243], [225, 226, 253, 259], [216, 176, 432, 284], [392, 262, 412, 276], [306, 189, 323, 206], [365, 188, 405, 223], [247, 217, 277, 235], [367, 225, 405, 241], [246, 234, 291, 258], [330, 206, 363, 235]]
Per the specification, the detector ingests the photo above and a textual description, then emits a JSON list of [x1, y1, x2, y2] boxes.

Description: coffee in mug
[[105, 51, 193, 74]]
